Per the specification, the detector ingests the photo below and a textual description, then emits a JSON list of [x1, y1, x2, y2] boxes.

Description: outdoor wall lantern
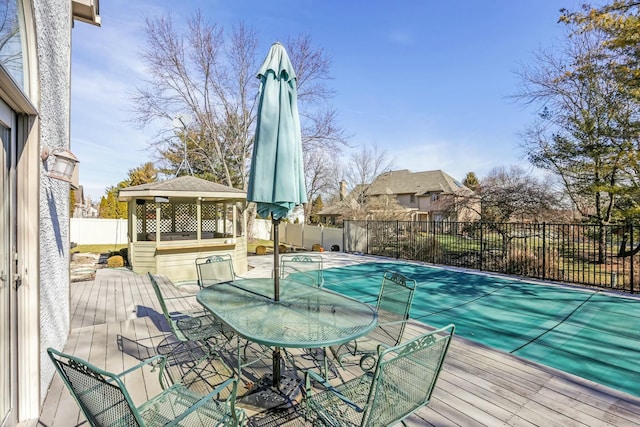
[[41, 146, 79, 183]]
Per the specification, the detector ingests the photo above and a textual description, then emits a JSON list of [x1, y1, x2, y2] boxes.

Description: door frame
[[0, 98, 16, 427], [0, 0, 39, 422]]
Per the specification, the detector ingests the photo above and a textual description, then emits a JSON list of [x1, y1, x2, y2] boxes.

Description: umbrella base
[[239, 373, 302, 410]]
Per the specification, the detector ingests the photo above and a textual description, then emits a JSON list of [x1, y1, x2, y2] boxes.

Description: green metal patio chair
[[280, 254, 324, 287], [148, 273, 232, 353], [279, 253, 333, 375], [194, 256, 269, 373], [195, 254, 243, 288], [304, 324, 455, 427], [48, 347, 246, 427], [332, 270, 417, 368], [193, 256, 241, 345]]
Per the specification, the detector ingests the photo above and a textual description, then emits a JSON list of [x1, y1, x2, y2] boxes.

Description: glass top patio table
[[196, 278, 378, 348]]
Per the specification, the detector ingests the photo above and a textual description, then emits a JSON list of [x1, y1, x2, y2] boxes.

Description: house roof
[[117, 175, 246, 201], [74, 185, 84, 204], [318, 169, 473, 218], [318, 183, 367, 216], [365, 169, 471, 196], [318, 199, 356, 216]]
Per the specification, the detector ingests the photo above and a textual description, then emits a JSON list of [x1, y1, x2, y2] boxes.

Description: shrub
[[279, 244, 288, 254], [400, 236, 443, 263], [107, 255, 124, 268], [505, 248, 538, 276], [255, 245, 267, 255], [312, 243, 324, 252]]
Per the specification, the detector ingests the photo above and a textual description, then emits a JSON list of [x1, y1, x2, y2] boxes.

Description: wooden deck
[[36, 255, 640, 426]]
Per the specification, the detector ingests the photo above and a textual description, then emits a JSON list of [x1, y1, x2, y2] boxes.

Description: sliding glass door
[[0, 100, 16, 426]]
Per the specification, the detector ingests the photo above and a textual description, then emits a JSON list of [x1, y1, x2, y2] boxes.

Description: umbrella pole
[[273, 218, 280, 301], [273, 217, 281, 387]]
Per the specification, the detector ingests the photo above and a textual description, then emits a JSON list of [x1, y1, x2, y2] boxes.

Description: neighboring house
[[72, 185, 98, 218], [318, 182, 365, 225], [319, 169, 479, 224], [0, 1, 101, 426], [71, 184, 84, 217]]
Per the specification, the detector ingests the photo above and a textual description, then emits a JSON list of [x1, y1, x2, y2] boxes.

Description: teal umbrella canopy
[[246, 44, 309, 384], [247, 42, 307, 220]]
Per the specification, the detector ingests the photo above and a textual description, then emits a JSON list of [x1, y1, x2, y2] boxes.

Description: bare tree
[[0, 0, 21, 80], [313, 144, 399, 222], [513, 24, 640, 262], [133, 11, 348, 199], [477, 166, 561, 223], [303, 147, 339, 223], [453, 166, 563, 263], [349, 195, 412, 221], [133, 13, 257, 189], [342, 144, 394, 207]]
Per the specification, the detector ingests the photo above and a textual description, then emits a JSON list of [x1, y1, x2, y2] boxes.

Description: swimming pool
[[320, 261, 640, 398]]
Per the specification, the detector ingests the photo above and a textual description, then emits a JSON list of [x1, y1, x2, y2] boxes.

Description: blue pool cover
[[320, 261, 640, 398]]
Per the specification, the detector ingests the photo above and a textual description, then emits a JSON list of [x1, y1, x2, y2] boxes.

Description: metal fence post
[[431, 221, 436, 264], [479, 222, 484, 271], [396, 220, 400, 259], [631, 225, 635, 293], [366, 220, 369, 255], [542, 222, 546, 281]]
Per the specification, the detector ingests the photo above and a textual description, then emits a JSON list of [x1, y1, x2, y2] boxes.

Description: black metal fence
[[344, 220, 639, 293]]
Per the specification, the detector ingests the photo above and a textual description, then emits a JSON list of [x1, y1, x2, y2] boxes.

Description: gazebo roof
[[118, 176, 246, 201]]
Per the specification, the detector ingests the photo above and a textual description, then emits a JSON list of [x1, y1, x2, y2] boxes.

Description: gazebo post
[[196, 198, 202, 240]]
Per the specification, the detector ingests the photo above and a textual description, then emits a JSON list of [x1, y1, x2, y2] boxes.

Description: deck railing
[[344, 220, 638, 293]]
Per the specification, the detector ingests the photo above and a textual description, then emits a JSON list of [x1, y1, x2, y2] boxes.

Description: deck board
[[35, 254, 640, 426]]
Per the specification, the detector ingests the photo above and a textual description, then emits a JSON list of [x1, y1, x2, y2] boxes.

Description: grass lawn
[[247, 239, 274, 254], [72, 244, 127, 255], [72, 241, 277, 256]]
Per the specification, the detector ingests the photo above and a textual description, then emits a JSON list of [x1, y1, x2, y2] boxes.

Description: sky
[[70, 0, 586, 202]]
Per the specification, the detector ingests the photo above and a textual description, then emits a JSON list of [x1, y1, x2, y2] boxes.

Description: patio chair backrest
[[196, 254, 236, 288], [363, 324, 455, 426], [47, 348, 143, 426], [375, 270, 417, 347], [148, 273, 200, 343], [280, 254, 324, 287], [148, 273, 173, 323]]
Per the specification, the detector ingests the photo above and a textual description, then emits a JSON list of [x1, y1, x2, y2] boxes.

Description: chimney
[[339, 180, 347, 201]]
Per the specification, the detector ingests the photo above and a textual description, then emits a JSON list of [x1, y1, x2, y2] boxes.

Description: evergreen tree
[[99, 163, 159, 219], [69, 188, 76, 217], [310, 195, 323, 223], [463, 172, 480, 192], [515, 5, 640, 262], [99, 186, 127, 219]]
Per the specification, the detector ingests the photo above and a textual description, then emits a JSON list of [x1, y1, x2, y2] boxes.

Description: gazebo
[[118, 176, 247, 282]]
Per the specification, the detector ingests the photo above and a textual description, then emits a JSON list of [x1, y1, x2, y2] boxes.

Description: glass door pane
[[0, 123, 13, 424], [0, 114, 13, 425]]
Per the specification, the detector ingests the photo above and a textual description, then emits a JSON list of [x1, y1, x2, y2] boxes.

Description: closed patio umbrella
[[247, 41, 307, 302], [247, 42, 307, 391]]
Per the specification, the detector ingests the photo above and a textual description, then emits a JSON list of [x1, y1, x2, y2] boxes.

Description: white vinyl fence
[[70, 218, 344, 251], [253, 219, 343, 251], [70, 218, 128, 245]]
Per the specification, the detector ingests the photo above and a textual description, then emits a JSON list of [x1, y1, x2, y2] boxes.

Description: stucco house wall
[[396, 193, 418, 209], [35, 0, 73, 403], [0, 1, 99, 423], [418, 195, 433, 211]]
